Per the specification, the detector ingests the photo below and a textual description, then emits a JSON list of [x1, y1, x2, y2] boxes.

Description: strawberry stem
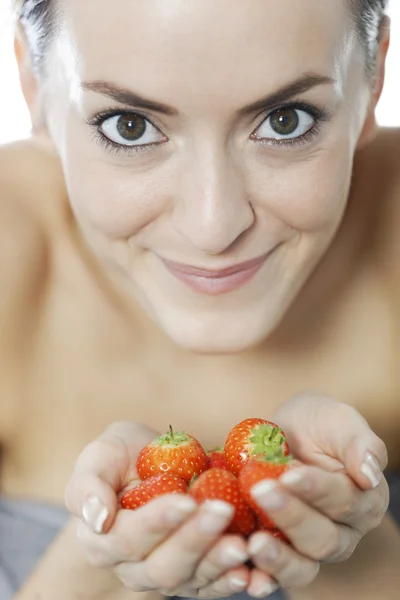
[[157, 426, 189, 446], [249, 423, 287, 457]]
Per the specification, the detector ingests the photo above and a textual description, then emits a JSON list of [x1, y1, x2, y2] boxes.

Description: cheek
[[54, 114, 172, 239], [64, 157, 170, 239], [251, 146, 353, 233]]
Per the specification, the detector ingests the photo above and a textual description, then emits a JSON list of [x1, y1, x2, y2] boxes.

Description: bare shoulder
[[0, 139, 58, 440], [0, 140, 51, 318], [355, 128, 400, 284]]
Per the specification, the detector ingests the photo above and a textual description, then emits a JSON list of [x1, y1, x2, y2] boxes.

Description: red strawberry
[[189, 467, 256, 536], [136, 425, 208, 483], [120, 473, 187, 510], [238, 456, 293, 529], [224, 418, 290, 476], [207, 448, 229, 470]]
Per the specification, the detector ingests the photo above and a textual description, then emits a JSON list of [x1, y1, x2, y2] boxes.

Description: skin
[[42, 0, 373, 352], [1, 0, 400, 598]]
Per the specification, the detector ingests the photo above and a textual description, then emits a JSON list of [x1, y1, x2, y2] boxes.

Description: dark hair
[[18, 0, 389, 76]]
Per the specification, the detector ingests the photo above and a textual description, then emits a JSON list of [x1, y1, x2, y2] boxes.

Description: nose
[[171, 145, 255, 255]]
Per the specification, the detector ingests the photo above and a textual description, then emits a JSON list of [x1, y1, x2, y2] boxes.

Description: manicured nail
[[280, 469, 312, 492], [249, 535, 279, 561], [230, 576, 248, 591], [250, 582, 279, 598], [222, 545, 248, 566], [166, 497, 197, 525], [197, 500, 234, 534], [248, 534, 269, 555], [82, 495, 109, 533], [361, 453, 382, 488], [251, 480, 287, 511]]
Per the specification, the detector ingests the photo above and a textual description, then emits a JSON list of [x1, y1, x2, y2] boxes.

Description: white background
[[0, 1, 399, 144]]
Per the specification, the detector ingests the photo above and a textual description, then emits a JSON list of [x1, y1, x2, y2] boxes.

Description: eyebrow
[[237, 73, 335, 115], [81, 80, 179, 116], [81, 72, 335, 117]]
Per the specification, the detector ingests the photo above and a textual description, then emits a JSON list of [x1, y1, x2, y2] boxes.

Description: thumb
[[343, 430, 388, 490], [65, 421, 159, 533], [273, 393, 388, 490]]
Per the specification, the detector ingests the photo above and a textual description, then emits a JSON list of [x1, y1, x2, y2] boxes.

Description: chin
[[156, 309, 280, 355]]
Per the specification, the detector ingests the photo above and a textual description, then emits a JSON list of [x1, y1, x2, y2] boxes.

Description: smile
[[159, 252, 274, 295]]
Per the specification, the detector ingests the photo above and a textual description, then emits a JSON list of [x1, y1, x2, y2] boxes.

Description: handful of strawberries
[[120, 417, 293, 542]]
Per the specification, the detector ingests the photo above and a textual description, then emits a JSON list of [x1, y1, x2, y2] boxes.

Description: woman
[[1, 0, 399, 599]]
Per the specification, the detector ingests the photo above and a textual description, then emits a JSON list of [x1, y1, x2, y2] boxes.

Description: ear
[[357, 16, 391, 150], [14, 24, 45, 131]]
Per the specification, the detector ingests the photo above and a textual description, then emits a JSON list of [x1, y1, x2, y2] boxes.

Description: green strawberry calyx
[[252, 451, 293, 465], [207, 446, 224, 453], [157, 425, 191, 446], [249, 424, 287, 459]]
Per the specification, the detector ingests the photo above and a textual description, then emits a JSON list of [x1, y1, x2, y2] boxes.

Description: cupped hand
[[65, 421, 258, 599], [244, 394, 389, 593]]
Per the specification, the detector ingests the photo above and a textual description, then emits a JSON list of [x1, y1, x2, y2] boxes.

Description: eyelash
[[87, 102, 329, 156], [87, 109, 161, 156], [251, 102, 329, 149]]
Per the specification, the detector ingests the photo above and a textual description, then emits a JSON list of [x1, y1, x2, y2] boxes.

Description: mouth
[[159, 251, 274, 295]]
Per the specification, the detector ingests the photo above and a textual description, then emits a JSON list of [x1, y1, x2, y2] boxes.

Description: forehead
[[58, 0, 355, 106]]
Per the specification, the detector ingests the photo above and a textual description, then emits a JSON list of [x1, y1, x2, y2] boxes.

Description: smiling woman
[[1, 2, 400, 600]]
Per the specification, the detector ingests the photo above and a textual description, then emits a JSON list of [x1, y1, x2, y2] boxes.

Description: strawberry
[[207, 448, 229, 470], [136, 425, 208, 483], [224, 418, 290, 476], [120, 473, 187, 510], [189, 467, 256, 536], [238, 456, 293, 529]]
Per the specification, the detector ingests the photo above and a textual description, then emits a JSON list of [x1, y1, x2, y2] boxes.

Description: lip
[[159, 252, 272, 295]]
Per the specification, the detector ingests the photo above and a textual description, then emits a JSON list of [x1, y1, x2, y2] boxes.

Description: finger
[[246, 568, 280, 598], [190, 534, 248, 587], [342, 432, 388, 490], [273, 395, 388, 488], [76, 493, 197, 567], [279, 465, 388, 533], [251, 480, 359, 562], [119, 500, 235, 592], [169, 566, 250, 599], [143, 500, 235, 590], [65, 421, 159, 532], [195, 566, 250, 599], [248, 531, 320, 590]]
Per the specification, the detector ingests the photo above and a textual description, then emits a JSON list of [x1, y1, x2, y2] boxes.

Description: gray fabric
[[0, 496, 69, 599], [1, 473, 399, 600]]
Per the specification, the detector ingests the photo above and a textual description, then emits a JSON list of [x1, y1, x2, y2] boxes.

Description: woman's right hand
[[65, 422, 274, 599]]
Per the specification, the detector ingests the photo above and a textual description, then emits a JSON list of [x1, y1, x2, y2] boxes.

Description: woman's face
[[43, 0, 375, 352]]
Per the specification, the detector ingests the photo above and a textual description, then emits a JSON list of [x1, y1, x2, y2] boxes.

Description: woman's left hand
[[244, 394, 389, 596]]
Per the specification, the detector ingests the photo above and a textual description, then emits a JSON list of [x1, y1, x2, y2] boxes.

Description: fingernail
[[222, 545, 248, 566], [248, 534, 268, 555], [251, 480, 287, 511], [251, 582, 279, 598], [197, 500, 234, 534], [230, 576, 248, 591], [249, 535, 279, 561], [361, 453, 382, 489], [280, 469, 312, 492], [166, 498, 197, 525], [82, 495, 109, 533]]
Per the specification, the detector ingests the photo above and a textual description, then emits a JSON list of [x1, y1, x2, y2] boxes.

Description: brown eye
[[269, 108, 299, 136], [100, 113, 165, 147], [117, 114, 147, 141], [252, 107, 315, 142]]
